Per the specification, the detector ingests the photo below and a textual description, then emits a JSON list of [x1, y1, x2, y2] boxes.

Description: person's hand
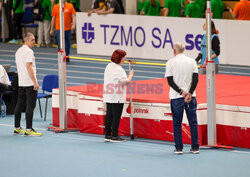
[[184, 93, 192, 103], [33, 82, 39, 91], [71, 25, 76, 31], [87, 11, 92, 16], [203, 60, 207, 67], [50, 29, 54, 36], [182, 91, 192, 103], [87, 10, 95, 16]]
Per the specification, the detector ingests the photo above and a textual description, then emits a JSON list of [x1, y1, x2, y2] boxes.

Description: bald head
[[173, 42, 185, 55]]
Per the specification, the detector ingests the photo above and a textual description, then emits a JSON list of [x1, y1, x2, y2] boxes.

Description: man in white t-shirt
[[165, 42, 199, 154], [14, 32, 42, 136]]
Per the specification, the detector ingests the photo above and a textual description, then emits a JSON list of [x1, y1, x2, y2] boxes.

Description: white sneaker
[[9, 39, 18, 44]]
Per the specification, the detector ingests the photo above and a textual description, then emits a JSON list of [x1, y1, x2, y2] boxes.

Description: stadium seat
[[22, 0, 38, 36]]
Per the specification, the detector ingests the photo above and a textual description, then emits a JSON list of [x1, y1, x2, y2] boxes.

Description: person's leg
[[4, 3, 13, 40], [37, 21, 44, 46], [104, 103, 113, 136], [55, 30, 60, 51], [215, 64, 219, 74], [44, 20, 51, 46], [111, 103, 124, 137], [185, 97, 199, 150], [65, 30, 71, 57], [15, 13, 24, 40], [170, 98, 185, 151], [14, 87, 26, 128], [25, 86, 37, 129]]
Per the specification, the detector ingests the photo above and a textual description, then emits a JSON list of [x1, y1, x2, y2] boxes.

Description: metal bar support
[[58, 0, 67, 130], [206, 0, 217, 145]]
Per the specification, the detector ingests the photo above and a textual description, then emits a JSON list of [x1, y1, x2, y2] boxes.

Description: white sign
[[76, 13, 250, 66]]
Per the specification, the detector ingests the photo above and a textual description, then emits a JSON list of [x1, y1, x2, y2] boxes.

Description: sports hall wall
[[76, 13, 250, 66]]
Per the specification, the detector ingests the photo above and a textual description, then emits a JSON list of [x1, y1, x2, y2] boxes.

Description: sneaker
[[45, 43, 52, 48], [25, 128, 42, 136], [110, 136, 126, 142], [174, 149, 183, 155], [17, 39, 23, 43], [9, 39, 18, 44], [104, 135, 112, 142], [14, 127, 26, 135], [190, 148, 199, 154]]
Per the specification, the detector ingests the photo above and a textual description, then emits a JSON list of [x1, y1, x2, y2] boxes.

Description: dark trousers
[[105, 103, 124, 137], [3, 3, 14, 40], [13, 13, 24, 40], [14, 86, 37, 129], [170, 97, 199, 150], [55, 30, 71, 56]]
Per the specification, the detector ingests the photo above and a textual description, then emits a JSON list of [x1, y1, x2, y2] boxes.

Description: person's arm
[[50, 16, 55, 36], [88, 7, 102, 16], [26, 62, 39, 91], [167, 76, 183, 95], [120, 70, 134, 85], [211, 36, 220, 59], [229, 7, 237, 19], [195, 53, 202, 63], [71, 14, 76, 31], [0, 1, 2, 11], [167, 76, 190, 101], [97, 8, 114, 15], [13, 0, 22, 12], [189, 73, 199, 94], [164, 8, 169, 16]]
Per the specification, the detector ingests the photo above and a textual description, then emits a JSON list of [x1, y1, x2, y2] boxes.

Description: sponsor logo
[[134, 108, 149, 114], [82, 23, 95, 43], [164, 113, 172, 117], [97, 24, 202, 51], [97, 107, 104, 111]]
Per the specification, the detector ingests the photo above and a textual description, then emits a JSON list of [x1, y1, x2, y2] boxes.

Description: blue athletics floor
[[0, 43, 250, 177]]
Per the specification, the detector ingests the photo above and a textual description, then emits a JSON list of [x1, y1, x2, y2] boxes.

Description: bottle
[[1, 100, 6, 118]]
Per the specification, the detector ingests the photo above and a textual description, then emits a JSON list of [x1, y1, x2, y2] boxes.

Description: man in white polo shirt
[[14, 32, 42, 136], [165, 42, 199, 154]]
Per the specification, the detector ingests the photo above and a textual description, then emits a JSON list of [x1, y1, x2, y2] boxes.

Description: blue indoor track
[[0, 43, 250, 177]]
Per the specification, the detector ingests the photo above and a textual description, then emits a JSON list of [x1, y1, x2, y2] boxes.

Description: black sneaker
[[110, 136, 126, 142], [190, 148, 199, 154], [104, 135, 112, 142], [174, 149, 183, 155]]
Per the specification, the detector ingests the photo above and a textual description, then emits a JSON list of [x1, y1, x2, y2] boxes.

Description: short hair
[[111, 49, 127, 64], [23, 32, 34, 41], [173, 42, 184, 53]]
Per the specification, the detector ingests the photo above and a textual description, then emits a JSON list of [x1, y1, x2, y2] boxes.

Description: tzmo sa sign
[[76, 13, 207, 60]]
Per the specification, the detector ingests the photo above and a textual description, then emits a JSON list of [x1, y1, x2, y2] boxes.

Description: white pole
[[129, 62, 134, 140], [206, 0, 217, 145], [58, 0, 67, 130]]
